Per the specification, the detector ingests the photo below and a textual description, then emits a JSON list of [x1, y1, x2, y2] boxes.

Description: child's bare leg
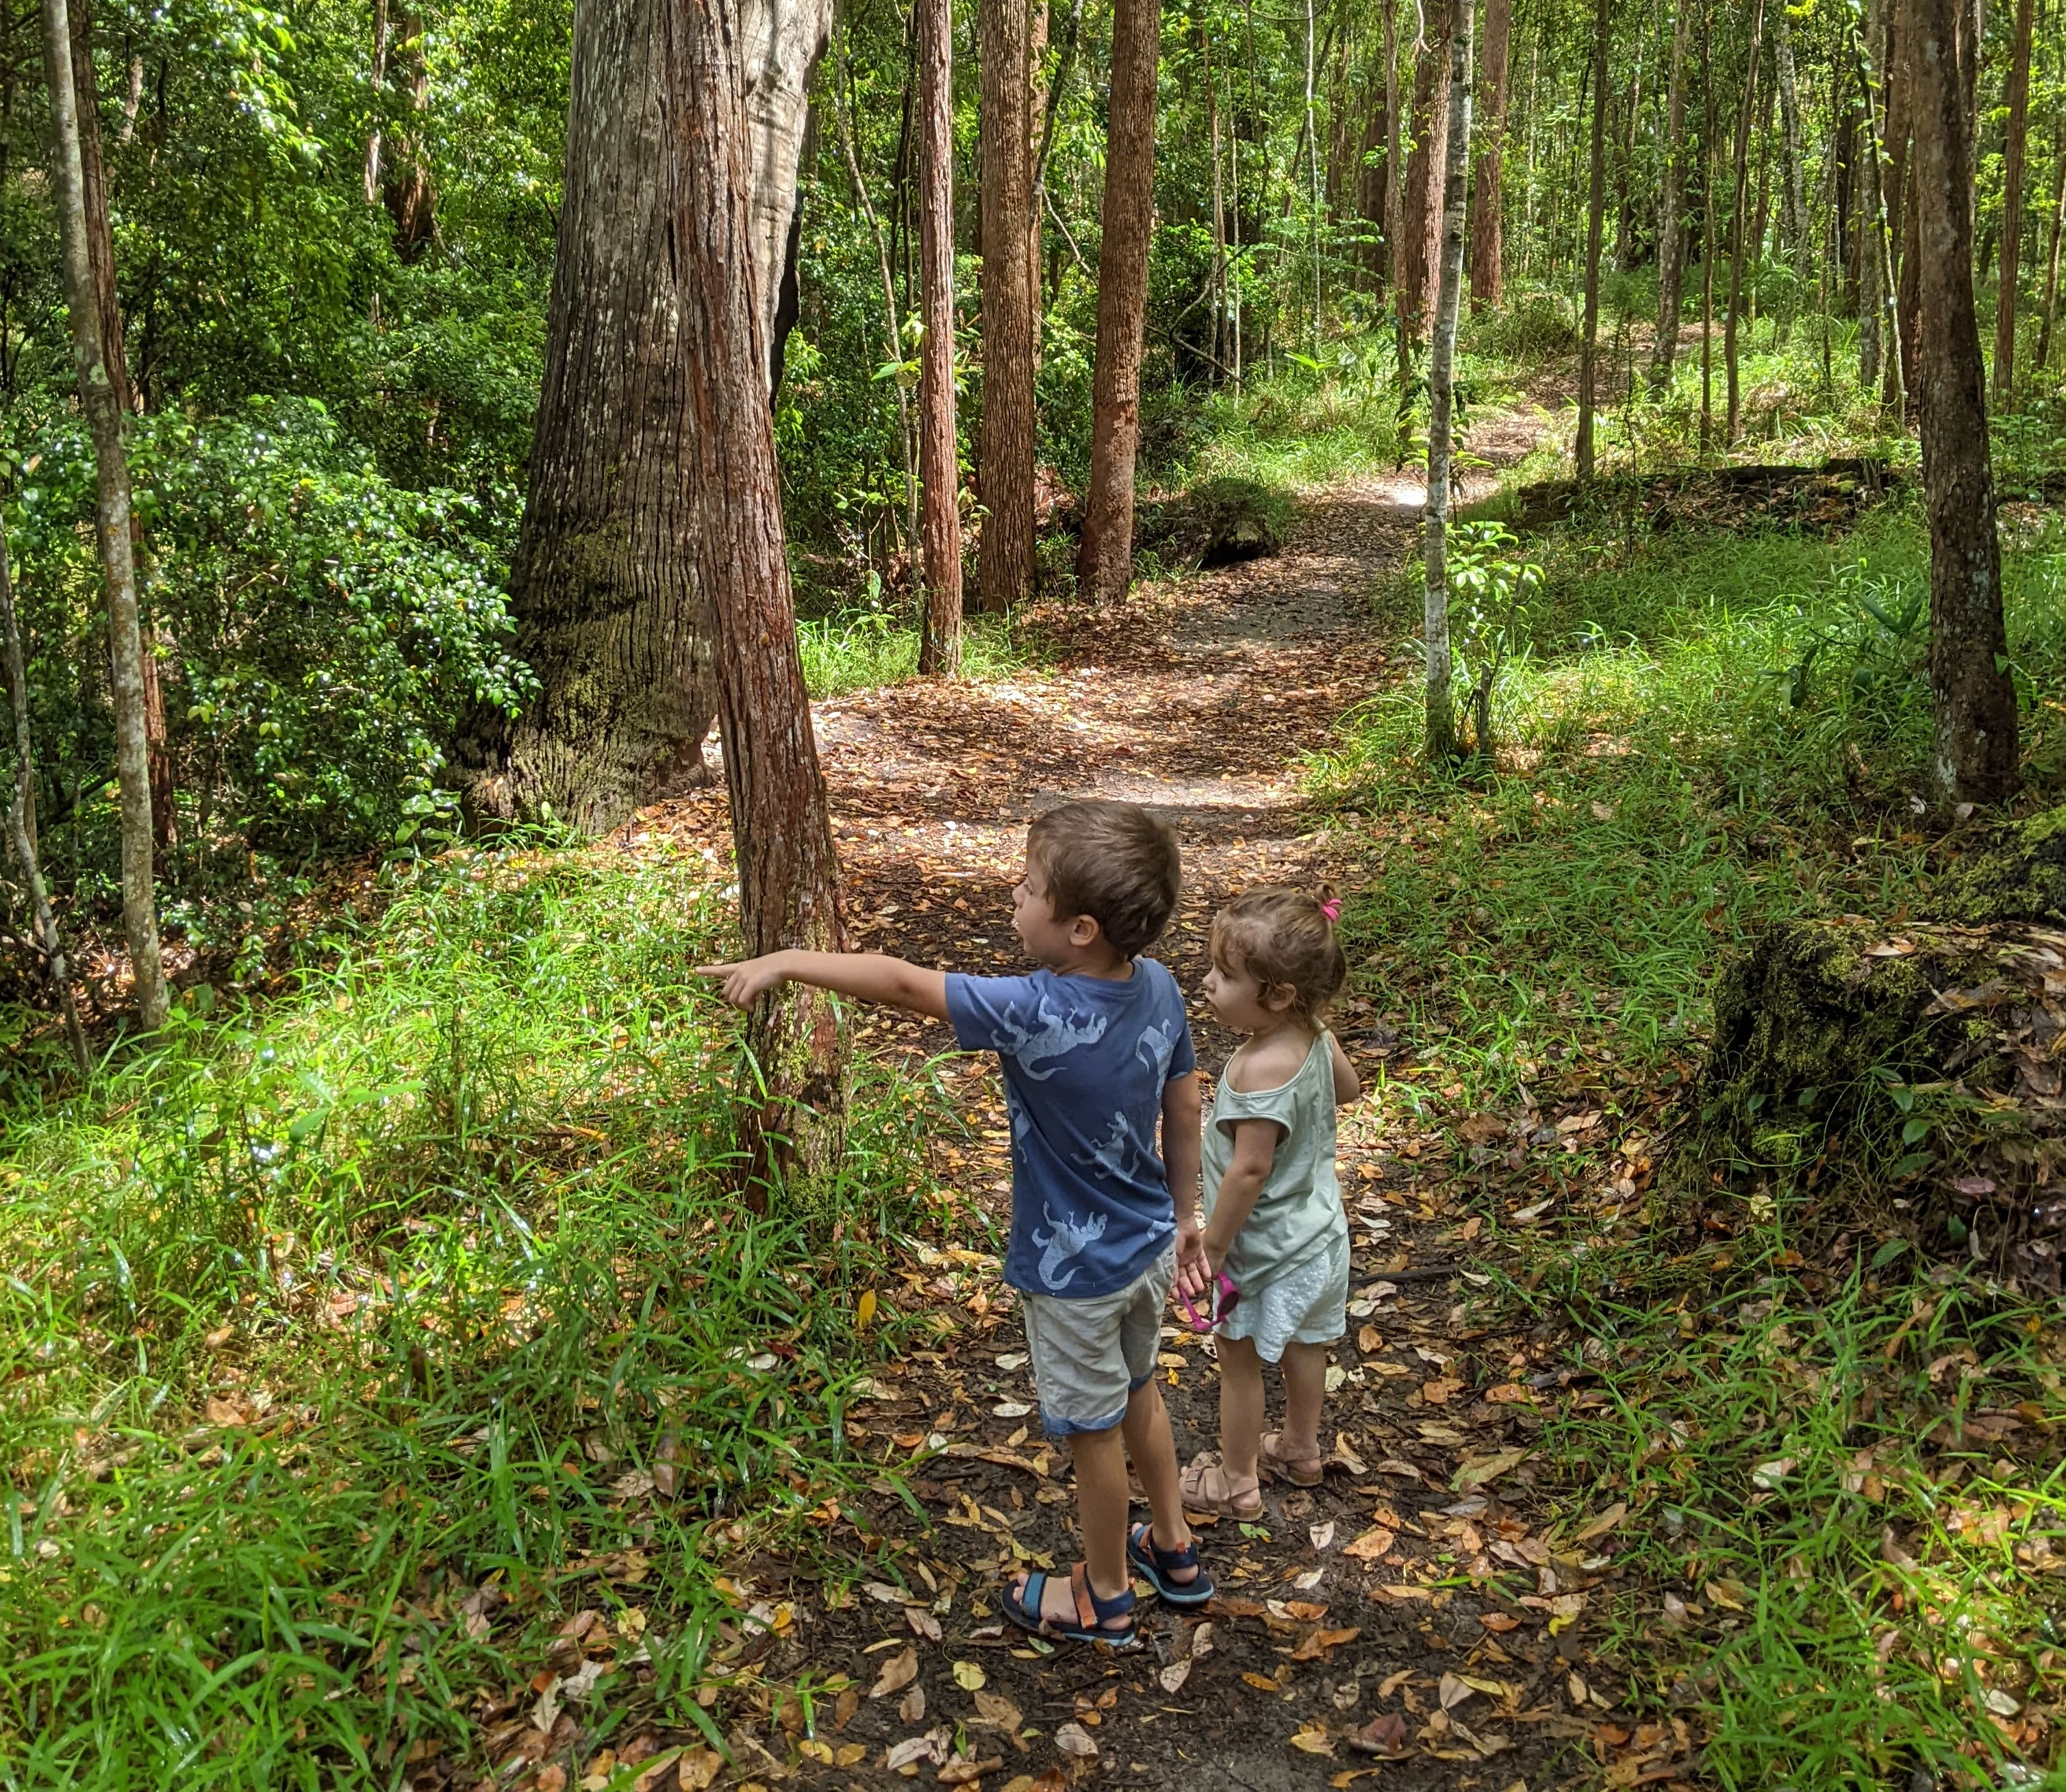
[[1218, 1335, 1267, 1481], [1121, 1378, 1197, 1581], [1009, 1422, 1134, 1630], [1276, 1340, 1330, 1463]]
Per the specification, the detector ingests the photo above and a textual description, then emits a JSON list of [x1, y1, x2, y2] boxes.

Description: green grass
[[0, 844, 947, 1786], [1316, 495, 2066, 1785], [1318, 508, 2066, 1107], [796, 609, 1034, 698], [1185, 375, 1405, 492]]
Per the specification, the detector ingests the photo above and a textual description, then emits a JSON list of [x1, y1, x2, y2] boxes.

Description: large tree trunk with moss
[[464, 0, 828, 836], [668, 0, 847, 1194], [1909, 0, 2017, 807], [1074, 0, 1159, 603]]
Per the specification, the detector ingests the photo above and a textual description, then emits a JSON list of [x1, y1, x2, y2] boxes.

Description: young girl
[[1176, 888, 1359, 1517]]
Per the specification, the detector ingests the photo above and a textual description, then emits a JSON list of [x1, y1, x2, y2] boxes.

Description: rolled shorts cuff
[[1040, 1404, 1127, 1438]]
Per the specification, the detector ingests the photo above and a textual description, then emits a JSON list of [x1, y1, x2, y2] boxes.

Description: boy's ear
[[1066, 912, 1103, 948]]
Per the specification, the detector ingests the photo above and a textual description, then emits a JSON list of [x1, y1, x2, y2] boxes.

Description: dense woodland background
[[4, 0, 2066, 1782]]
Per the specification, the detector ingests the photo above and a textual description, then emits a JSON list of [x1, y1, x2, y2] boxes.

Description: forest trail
[[633, 426, 1663, 1791]]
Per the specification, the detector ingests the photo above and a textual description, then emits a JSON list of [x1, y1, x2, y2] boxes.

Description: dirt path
[[635, 450, 1680, 1791]]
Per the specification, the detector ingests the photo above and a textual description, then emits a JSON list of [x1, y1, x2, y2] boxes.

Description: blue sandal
[[1128, 1522, 1215, 1606], [1002, 1562, 1140, 1649]]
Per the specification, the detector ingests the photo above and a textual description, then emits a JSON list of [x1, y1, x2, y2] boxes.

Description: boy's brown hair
[[1209, 887, 1346, 1022], [1026, 800, 1181, 958]]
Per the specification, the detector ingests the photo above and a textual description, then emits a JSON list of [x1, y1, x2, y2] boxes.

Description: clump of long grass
[[0, 844, 947, 1784], [798, 609, 1033, 697]]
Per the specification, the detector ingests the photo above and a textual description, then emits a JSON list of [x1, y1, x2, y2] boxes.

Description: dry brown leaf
[[1055, 1721, 1098, 1758], [1341, 1526, 1397, 1563], [1290, 1724, 1336, 1756], [974, 1687, 1023, 1730], [870, 1644, 919, 1698], [1349, 1712, 1410, 1757]]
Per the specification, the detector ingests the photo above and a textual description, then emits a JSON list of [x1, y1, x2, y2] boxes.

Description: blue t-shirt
[[946, 960, 1196, 1300]]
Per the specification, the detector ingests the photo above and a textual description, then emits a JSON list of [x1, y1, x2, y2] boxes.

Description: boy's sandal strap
[[1131, 1521, 1199, 1571], [1071, 1562, 1136, 1626]]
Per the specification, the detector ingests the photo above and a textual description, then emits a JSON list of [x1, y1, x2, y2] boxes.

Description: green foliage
[[798, 607, 1035, 698], [6, 399, 531, 887], [0, 844, 944, 1784]]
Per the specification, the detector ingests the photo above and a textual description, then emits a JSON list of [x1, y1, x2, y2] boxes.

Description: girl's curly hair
[[1209, 885, 1346, 1023]]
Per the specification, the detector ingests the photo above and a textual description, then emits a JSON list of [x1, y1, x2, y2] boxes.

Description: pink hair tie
[[1319, 898, 1341, 922]]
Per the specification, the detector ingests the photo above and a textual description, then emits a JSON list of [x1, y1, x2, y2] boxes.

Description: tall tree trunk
[[1075, 0, 1159, 602], [464, 0, 827, 835], [2037, 127, 2066, 370], [381, 10, 436, 260], [40, 0, 166, 1030], [978, 0, 1037, 611], [1469, 0, 1510, 309], [1856, 0, 1888, 389], [1574, 0, 1610, 479], [1700, 1, 1717, 453], [915, 0, 963, 672], [1991, 0, 2034, 407], [1, 525, 90, 1072], [1652, 0, 1689, 389], [1400, 0, 1453, 341], [1908, 0, 2015, 806], [1383, 0, 1407, 370], [1879, 4, 1913, 406], [667, 0, 848, 1191], [1424, 0, 1472, 762], [1772, 4, 1807, 276], [1723, 0, 1766, 446]]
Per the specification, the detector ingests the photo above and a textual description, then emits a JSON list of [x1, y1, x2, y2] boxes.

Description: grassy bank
[[0, 846, 942, 1787], [1324, 501, 2066, 1786]]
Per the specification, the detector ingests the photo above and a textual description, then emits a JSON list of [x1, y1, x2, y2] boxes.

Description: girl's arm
[[1328, 1032, 1361, 1105], [699, 951, 950, 1021], [1201, 1116, 1283, 1277]]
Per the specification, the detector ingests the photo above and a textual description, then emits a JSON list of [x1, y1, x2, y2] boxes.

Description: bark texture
[[915, 0, 963, 672], [1467, 0, 1509, 310], [466, 0, 827, 836], [2038, 134, 2066, 371], [1772, 4, 1807, 273], [1722, 0, 1766, 446], [1075, 0, 1160, 603], [1399, 0, 1452, 341], [1574, 0, 1609, 479], [1991, 0, 2034, 405], [1424, 0, 1471, 761], [40, 0, 166, 1028], [666, 0, 848, 1190], [978, 0, 1037, 611], [1651, 1, 1689, 390], [380, 10, 436, 260], [1908, 0, 2017, 805]]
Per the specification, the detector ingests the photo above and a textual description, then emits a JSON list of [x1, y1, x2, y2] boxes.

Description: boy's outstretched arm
[[698, 951, 950, 1021], [1163, 1070, 1208, 1295]]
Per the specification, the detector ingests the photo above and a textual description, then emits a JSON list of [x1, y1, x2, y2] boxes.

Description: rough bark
[[464, 0, 828, 837], [1424, 0, 1471, 761], [1, 525, 89, 1071], [1075, 0, 1159, 603], [1574, 0, 1609, 480], [1908, 0, 2017, 807], [1856, 0, 1889, 389], [1772, 3, 1807, 275], [978, 0, 1037, 612], [1399, 0, 1452, 341], [1468, 0, 1509, 309], [380, 10, 436, 260], [666, 0, 847, 1193], [1991, 0, 2033, 406], [1880, 7, 1915, 407], [915, 0, 963, 672], [1722, 0, 1766, 446], [1383, 0, 1407, 369], [364, 0, 389, 202], [40, 0, 166, 1029], [1652, 0, 1689, 390]]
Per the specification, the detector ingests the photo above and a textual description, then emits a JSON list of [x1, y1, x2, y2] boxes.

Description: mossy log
[[1133, 476, 1293, 570], [1511, 457, 1901, 537]]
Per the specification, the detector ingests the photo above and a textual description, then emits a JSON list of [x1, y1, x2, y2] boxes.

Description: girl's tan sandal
[[1260, 1431, 1324, 1487], [1179, 1452, 1264, 1519]]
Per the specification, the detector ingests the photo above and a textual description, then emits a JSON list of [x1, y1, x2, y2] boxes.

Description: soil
[[610, 431, 1693, 1792]]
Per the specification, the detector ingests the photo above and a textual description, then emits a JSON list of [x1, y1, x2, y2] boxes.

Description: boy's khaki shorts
[[1020, 1245, 1176, 1437]]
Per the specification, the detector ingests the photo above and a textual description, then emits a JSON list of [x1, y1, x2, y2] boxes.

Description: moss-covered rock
[[1136, 477, 1294, 570], [1926, 806, 2066, 929]]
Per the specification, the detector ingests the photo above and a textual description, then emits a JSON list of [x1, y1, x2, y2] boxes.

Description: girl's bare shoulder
[[1224, 1028, 1320, 1094]]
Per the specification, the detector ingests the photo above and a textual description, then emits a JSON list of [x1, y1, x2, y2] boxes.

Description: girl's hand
[[1203, 1235, 1230, 1280], [697, 954, 792, 1009]]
